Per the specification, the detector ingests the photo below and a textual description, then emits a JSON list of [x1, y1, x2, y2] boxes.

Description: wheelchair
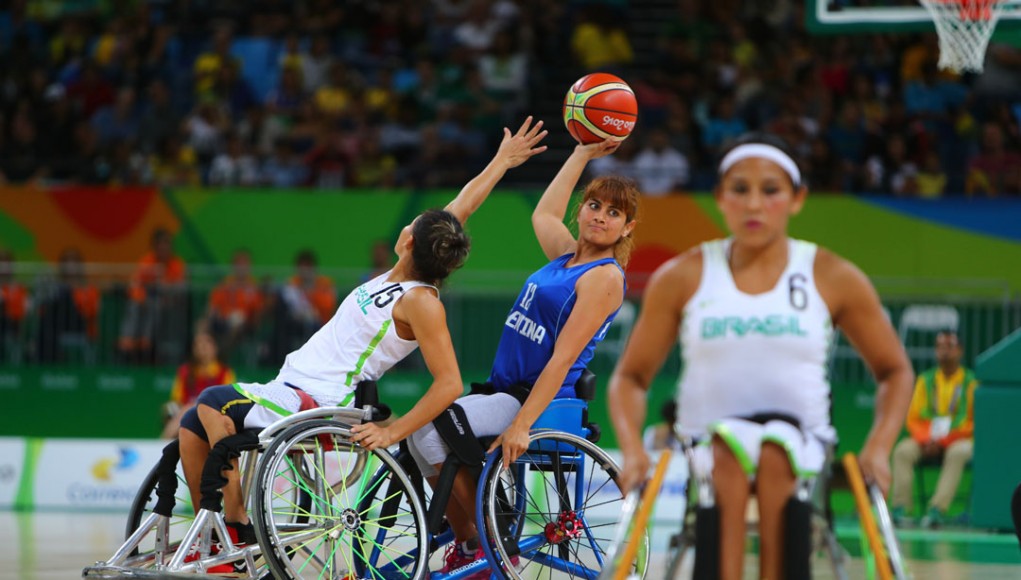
[[84, 376, 643, 579], [662, 434, 849, 580]]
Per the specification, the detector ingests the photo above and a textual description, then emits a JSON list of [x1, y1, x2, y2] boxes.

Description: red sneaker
[[182, 542, 234, 574], [440, 543, 478, 573], [182, 522, 254, 575]]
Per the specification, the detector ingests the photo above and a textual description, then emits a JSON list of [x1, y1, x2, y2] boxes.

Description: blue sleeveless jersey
[[489, 253, 625, 398]]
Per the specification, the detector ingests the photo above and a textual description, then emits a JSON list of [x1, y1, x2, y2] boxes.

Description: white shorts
[[235, 381, 303, 430], [691, 417, 828, 481]]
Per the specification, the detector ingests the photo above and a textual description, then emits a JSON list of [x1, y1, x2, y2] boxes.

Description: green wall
[[171, 191, 1021, 294]]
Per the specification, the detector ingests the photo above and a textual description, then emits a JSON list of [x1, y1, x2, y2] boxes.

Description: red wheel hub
[[543, 510, 584, 544]]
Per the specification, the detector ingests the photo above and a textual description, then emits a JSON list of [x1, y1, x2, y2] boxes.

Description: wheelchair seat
[[664, 435, 849, 580]]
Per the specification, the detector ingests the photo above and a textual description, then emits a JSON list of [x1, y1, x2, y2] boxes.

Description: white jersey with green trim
[[274, 270, 436, 406], [677, 238, 836, 442]]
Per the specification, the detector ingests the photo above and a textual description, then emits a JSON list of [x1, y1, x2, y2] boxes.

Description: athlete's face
[[577, 196, 634, 248], [715, 157, 806, 246], [394, 216, 419, 258]]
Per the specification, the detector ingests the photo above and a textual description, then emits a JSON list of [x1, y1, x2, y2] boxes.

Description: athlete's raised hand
[[494, 116, 549, 169], [445, 116, 548, 224], [574, 138, 621, 160]]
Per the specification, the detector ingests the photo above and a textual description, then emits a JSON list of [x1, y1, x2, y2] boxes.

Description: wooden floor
[[1, 512, 1018, 580]]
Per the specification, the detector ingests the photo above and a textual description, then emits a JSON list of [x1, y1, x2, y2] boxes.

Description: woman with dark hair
[[408, 138, 640, 575], [609, 133, 914, 579], [174, 118, 547, 565]]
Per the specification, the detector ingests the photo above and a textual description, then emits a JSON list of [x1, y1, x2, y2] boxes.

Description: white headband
[[718, 143, 801, 187]]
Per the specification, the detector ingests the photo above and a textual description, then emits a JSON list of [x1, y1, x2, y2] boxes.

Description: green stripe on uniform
[[344, 320, 392, 387], [233, 383, 293, 417], [761, 434, 817, 479], [711, 422, 757, 476]]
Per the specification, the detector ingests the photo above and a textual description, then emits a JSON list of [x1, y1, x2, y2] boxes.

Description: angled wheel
[[253, 420, 428, 580], [478, 431, 649, 579]]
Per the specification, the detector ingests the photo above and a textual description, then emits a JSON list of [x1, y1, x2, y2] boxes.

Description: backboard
[[806, 0, 1021, 37]]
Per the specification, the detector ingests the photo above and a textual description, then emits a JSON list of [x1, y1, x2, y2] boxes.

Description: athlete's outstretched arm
[[350, 289, 463, 450], [819, 251, 913, 494], [532, 140, 621, 260], [488, 265, 624, 467], [609, 251, 699, 494], [444, 117, 547, 225]]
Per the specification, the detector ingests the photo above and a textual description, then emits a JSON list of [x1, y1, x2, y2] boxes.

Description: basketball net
[[918, 0, 1007, 72]]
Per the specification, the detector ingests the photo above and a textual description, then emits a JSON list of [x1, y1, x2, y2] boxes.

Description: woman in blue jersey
[[608, 134, 914, 579], [408, 138, 639, 573], [174, 118, 548, 558]]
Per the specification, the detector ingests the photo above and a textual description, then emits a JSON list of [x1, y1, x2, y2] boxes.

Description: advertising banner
[[30, 439, 166, 510], [0, 438, 25, 509]]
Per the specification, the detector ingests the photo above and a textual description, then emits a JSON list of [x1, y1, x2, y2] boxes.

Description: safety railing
[[1, 263, 1017, 381]]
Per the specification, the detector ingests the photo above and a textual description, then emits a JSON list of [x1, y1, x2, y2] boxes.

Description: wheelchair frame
[[662, 435, 850, 580], [84, 399, 640, 580], [83, 406, 372, 579]]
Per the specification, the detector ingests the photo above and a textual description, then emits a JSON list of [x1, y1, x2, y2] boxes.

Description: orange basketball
[[563, 73, 638, 145]]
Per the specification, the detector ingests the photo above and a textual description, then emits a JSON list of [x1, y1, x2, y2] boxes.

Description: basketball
[[562, 73, 638, 145]]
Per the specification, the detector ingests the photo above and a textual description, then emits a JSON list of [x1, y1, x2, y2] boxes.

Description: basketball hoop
[[918, 0, 1007, 72]]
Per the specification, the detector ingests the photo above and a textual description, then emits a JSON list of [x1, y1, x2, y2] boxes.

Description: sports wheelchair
[[662, 433, 849, 580], [84, 375, 644, 579]]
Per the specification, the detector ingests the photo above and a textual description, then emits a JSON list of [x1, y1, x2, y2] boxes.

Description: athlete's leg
[[930, 439, 973, 512], [712, 435, 750, 580], [430, 467, 477, 543], [179, 417, 209, 515], [408, 394, 521, 545], [409, 423, 479, 546], [197, 403, 248, 523], [442, 394, 521, 547], [756, 441, 797, 580]]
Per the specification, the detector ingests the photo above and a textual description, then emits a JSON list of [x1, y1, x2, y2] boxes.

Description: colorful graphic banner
[[0, 186, 1018, 293]]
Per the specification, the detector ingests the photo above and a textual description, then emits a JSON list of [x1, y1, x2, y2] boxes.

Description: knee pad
[[432, 403, 485, 468], [179, 406, 207, 441], [692, 505, 720, 580], [198, 431, 259, 512], [783, 495, 813, 580], [153, 439, 181, 517]]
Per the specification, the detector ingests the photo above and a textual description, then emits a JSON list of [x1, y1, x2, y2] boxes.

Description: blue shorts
[[179, 384, 255, 442]]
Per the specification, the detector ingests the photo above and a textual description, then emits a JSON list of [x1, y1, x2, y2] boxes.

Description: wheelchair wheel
[[479, 431, 649, 579], [124, 459, 194, 567], [253, 420, 429, 580]]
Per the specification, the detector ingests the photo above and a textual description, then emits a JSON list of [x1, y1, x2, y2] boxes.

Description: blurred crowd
[[0, 228, 398, 369], [0, 0, 1018, 195]]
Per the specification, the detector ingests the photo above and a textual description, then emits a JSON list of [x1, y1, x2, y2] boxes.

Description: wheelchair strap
[[432, 403, 486, 468], [286, 384, 320, 412], [199, 430, 260, 512], [469, 381, 530, 406], [153, 439, 181, 517]]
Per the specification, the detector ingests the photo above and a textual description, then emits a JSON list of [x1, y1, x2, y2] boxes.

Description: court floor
[[1, 511, 1018, 579]]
